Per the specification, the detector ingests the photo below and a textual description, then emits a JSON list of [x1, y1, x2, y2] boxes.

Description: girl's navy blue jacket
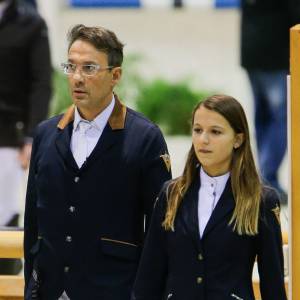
[[132, 175, 287, 300]]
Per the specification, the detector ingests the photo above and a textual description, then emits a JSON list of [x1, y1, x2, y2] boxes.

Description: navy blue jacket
[[133, 174, 287, 300], [24, 96, 171, 300], [0, 0, 51, 146]]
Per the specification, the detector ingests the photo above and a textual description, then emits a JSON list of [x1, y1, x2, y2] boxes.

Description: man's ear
[[234, 133, 244, 149], [111, 67, 122, 87]]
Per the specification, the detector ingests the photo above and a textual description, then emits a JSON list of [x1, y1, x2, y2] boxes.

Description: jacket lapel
[[81, 95, 127, 170], [55, 95, 127, 172], [55, 121, 78, 171], [179, 173, 202, 251], [55, 105, 77, 170], [80, 123, 121, 171], [202, 178, 235, 239]]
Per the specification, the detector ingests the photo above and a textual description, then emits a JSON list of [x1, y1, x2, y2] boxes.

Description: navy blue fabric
[[24, 101, 171, 300], [133, 176, 287, 300]]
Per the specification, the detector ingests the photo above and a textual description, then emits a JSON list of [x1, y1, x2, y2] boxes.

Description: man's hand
[[18, 142, 32, 170]]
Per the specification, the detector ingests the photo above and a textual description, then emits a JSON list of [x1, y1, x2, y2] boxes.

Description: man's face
[[67, 40, 121, 116]]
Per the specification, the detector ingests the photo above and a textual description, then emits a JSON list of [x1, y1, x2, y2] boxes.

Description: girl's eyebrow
[[193, 123, 224, 130]]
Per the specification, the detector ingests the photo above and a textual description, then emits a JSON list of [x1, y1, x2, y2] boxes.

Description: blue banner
[[215, 0, 240, 8], [70, 0, 140, 7]]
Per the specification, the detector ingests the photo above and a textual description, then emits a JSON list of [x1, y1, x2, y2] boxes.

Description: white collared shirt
[[70, 96, 115, 162], [198, 167, 230, 238]]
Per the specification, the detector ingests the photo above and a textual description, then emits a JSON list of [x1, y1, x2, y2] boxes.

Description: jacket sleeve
[[140, 126, 172, 232], [27, 17, 52, 138], [23, 127, 40, 288], [257, 188, 287, 300], [132, 184, 169, 300]]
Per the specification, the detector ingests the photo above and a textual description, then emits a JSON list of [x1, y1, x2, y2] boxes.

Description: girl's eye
[[212, 129, 221, 135], [193, 128, 202, 133]]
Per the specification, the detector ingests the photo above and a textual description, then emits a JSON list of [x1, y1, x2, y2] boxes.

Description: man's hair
[[67, 24, 124, 67]]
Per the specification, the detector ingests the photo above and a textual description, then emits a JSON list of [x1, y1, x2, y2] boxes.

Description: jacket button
[[66, 236, 72, 242], [74, 176, 80, 183], [69, 206, 75, 213], [198, 253, 203, 260], [196, 277, 203, 284], [64, 266, 70, 273]]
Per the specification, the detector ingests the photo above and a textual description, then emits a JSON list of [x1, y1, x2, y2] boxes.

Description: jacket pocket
[[100, 237, 140, 261], [230, 293, 244, 300]]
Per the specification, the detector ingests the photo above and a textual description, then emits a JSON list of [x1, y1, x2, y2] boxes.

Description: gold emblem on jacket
[[160, 153, 171, 172], [271, 205, 281, 225]]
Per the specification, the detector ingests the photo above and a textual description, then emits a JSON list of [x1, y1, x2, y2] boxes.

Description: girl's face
[[192, 106, 243, 177]]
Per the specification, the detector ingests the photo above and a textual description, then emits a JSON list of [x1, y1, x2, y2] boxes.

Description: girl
[[132, 95, 286, 300]]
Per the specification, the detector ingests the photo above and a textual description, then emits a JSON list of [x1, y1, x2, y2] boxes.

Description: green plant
[[49, 69, 72, 117], [49, 56, 214, 136], [49, 53, 143, 117], [136, 78, 211, 135], [115, 53, 144, 107]]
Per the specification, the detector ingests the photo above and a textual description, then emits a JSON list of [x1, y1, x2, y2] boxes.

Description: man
[[0, 0, 51, 274], [240, 0, 300, 203], [24, 24, 171, 300]]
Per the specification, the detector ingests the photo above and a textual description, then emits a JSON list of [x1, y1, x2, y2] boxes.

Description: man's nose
[[72, 68, 84, 81]]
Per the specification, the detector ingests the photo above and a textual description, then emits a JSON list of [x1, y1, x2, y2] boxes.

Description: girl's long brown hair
[[162, 95, 262, 235]]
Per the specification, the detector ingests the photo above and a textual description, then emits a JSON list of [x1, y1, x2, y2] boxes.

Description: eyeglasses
[[61, 62, 113, 77]]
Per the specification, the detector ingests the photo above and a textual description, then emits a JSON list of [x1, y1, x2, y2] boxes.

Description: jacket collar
[[179, 170, 235, 250], [201, 177, 234, 239], [57, 93, 126, 131]]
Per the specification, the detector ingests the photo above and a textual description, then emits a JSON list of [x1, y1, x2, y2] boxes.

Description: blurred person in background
[[24, 24, 171, 300], [132, 95, 286, 300], [25, 0, 37, 9], [240, 0, 300, 204], [174, 0, 183, 8], [0, 0, 51, 274]]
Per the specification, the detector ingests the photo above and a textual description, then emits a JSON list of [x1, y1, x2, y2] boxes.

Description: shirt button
[[211, 184, 213, 187], [196, 277, 203, 284], [69, 206, 75, 213], [64, 266, 70, 273], [66, 236, 72, 242], [198, 253, 203, 260], [74, 176, 80, 183]]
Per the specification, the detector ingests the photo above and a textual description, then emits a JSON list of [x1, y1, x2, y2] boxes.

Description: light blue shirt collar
[[73, 95, 115, 133]]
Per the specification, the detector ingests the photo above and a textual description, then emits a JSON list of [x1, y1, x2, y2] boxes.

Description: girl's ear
[[234, 133, 244, 149]]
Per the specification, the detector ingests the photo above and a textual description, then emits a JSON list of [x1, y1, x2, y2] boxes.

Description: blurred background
[[0, 0, 290, 282], [37, 0, 287, 188]]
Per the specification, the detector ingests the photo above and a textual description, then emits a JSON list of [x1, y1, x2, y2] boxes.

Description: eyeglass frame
[[61, 62, 114, 77]]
